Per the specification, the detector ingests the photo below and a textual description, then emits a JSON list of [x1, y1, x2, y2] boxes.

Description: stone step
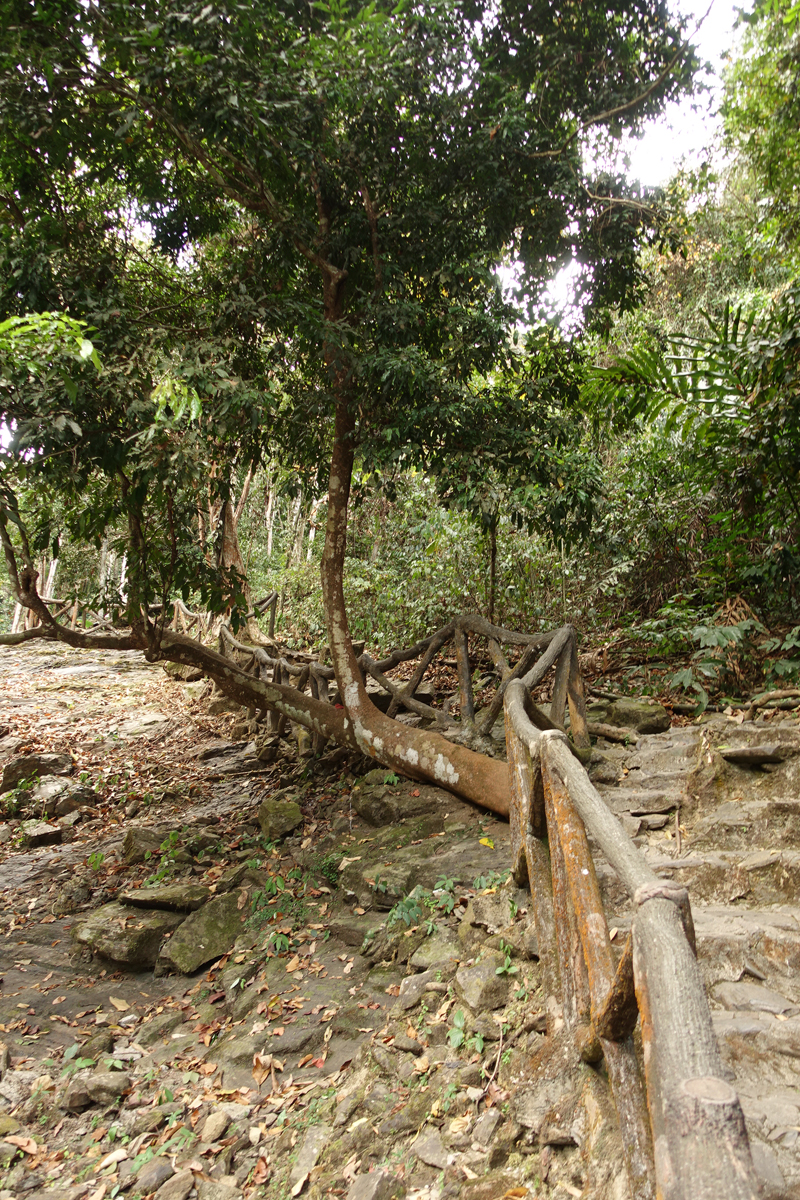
[[597, 786, 683, 815]]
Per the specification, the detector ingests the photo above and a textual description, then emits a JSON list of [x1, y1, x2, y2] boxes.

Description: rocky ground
[[1, 641, 800, 1200]]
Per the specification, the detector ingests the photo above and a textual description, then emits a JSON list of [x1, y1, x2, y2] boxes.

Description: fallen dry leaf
[[108, 997, 129, 1012], [98, 1146, 127, 1170], [4, 1135, 38, 1155], [252, 1156, 270, 1185], [286, 955, 300, 973]]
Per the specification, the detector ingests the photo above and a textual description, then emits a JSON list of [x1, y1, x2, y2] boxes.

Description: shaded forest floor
[[1, 639, 800, 1200]]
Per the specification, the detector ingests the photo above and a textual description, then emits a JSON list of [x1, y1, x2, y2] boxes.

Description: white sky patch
[[498, 0, 745, 323], [622, 0, 743, 188]]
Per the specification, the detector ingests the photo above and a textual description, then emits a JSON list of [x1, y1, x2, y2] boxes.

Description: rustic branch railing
[[503, 631, 757, 1200]]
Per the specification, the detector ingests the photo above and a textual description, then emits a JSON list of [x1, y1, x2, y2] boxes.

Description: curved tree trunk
[[320, 397, 510, 814]]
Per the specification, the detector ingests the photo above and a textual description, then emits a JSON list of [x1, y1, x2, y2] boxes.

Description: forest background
[[1, 0, 799, 722]]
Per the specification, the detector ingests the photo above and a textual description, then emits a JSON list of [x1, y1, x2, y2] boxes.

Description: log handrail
[[503, 638, 757, 1200]]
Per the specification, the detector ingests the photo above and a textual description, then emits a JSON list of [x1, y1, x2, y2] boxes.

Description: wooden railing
[[503, 625, 757, 1200]]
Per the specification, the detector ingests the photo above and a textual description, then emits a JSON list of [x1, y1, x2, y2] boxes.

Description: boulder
[[587, 698, 670, 734], [455, 951, 510, 1011], [162, 661, 204, 683], [412, 1128, 448, 1169], [154, 1169, 195, 1200], [288, 1124, 330, 1195], [0, 1070, 37, 1107], [123, 825, 167, 864], [1, 752, 72, 793], [257, 797, 303, 841], [60, 1073, 93, 1111], [72, 902, 186, 967], [120, 882, 210, 912], [207, 695, 244, 715], [86, 1071, 131, 1105], [158, 890, 248, 974], [137, 1158, 175, 1194], [713, 981, 797, 1015], [119, 711, 171, 738], [349, 779, 443, 827], [19, 819, 62, 847], [201, 1111, 231, 1143], [346, 1171, 403, 1200], [408, 932, 460, 971]]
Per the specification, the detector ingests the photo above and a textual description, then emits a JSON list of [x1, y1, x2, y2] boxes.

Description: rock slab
[[73, 902, 186, 967], [159, 890, 247, 973]]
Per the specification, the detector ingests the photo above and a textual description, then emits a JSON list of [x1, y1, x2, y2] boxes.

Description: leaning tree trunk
[[320, 397, 509, 814]]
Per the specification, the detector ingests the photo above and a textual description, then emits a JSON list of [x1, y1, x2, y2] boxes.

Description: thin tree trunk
[[488, 515, 497, 626], [265, 481, 275, 558], [307, 498, 323, 561], [320, 397, 510, 813], [285, 490, 303, 568], [44, 558, 58, 599]]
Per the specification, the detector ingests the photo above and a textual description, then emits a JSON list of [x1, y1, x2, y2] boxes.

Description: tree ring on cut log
[[681, 1076, 738, 1106]]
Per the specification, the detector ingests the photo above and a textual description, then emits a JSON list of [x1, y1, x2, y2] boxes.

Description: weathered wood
[[602, 1038, 657, 1200], [477, 640, 542, 738], [385, 625, 453, 719], [566, 636, 591, 749], [505, 705, 534, 887], [454, 624, 475, 726], [538, 733, 756, 1200], [549, 640, 571, 730], [541, 762, 581, 1033], [541, 758, 654, 1197], [594, 935, 638, 1041], [521, 624, 573, 690], [362, 656, 459, 729], [587, 720, 636, 743], [504, 680, 546, 835], [543, 733, 656, 896], [524, 830, 560, 1023], [634, 899, 757, 1200]]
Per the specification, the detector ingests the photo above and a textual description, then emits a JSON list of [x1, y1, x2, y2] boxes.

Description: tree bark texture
[[320, 398, 510, 814]]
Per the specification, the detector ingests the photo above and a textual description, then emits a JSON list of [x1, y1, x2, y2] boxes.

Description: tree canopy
[[0, 0, 703, 806]]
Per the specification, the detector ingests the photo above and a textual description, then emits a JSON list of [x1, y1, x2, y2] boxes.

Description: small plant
[[473, 869, 510, 891], [763, 626, 800, 686], [1, 774, 36, 817], [382, 772, 400, 786], [441, 1081, 459, 1112], [60, 1044, 94, 1078], [316, 851, 340, 888], [265, 931, 291, 955], [143, 830, 184, 886], [468, 1031, 485, 1054], [433, 876, 457, 914], [495, 943, 519, 977], [372, 877, 389, 895], [388, 892, 426, 927], [88, 851, 105, 872], [447, 1009, 467, 1049]]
